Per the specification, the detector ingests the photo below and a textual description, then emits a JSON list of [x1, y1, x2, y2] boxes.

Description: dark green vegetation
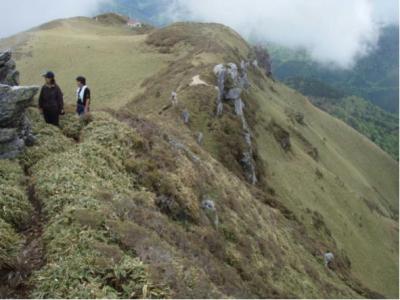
[[0, 17, 398, 298], [285, 77, 399, 160], [269, 25, 399, 113]]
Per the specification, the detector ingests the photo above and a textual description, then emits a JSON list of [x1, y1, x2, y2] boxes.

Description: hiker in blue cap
[[38, 71, 64, 126]]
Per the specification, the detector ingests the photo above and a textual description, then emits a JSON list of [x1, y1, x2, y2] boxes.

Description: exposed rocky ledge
[[0, 50, 39, 159]]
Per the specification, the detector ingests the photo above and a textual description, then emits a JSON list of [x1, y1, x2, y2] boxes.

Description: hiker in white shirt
[[76, 76, 91, 115]]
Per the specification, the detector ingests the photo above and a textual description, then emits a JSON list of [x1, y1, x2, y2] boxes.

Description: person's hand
[[60, 109, 65, 115], [39, 108, 43, 114], [84, 106, 89, 114]]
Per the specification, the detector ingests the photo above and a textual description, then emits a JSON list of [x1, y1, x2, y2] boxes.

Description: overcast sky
[[0, 0, 398, 68], [0, 0, 110, 39], [167, 0, 399, 68]]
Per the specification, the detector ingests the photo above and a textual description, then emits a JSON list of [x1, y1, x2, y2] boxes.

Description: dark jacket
[[38, 84, 64, 112]]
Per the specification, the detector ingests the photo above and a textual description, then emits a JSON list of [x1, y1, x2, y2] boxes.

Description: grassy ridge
[[0, 17, 398, 298], [0, 17, 171, 110]]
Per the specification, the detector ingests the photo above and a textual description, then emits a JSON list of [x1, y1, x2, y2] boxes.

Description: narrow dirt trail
[[0, 173, 45, 298]]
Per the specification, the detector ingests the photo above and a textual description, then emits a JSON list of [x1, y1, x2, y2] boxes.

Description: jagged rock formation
[[213, 62, 257, 184], [0, 50, 19, 86], [0, 51, 39, 159], [253, 45, 272, 77]]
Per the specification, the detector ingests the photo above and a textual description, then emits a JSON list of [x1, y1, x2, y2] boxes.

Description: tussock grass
[[0, 160, 32, 229], [1, 18, 397, 298], [0, 219, 22, 270]]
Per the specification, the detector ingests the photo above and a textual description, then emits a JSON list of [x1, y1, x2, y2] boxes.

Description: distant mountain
[[269, 25, 399, 113], [98, 0, 170, 26]]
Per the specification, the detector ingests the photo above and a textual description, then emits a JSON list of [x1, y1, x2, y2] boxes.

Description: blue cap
[[42, 71, 55, 79]]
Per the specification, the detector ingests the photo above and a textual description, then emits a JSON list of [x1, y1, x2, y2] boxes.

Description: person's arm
[[38, 87, 44, 113], [57, 86, 64, 114], [84, 88, 91, 113]]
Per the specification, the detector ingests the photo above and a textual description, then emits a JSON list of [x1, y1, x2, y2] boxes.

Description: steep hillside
[[269, 25, 400, 113], [0, 17, 398, 298], [284, 77, 399, 160]]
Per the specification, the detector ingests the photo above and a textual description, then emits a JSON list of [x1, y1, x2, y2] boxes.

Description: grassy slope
[[310, 95, 399, 161], [0, 17, 171, 109], [0, 18, 398, 298], [251, 79, 398, 296]]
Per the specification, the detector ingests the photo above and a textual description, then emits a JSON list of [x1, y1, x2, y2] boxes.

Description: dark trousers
[[43, 109, 59, 126], [76, 104, 85, 116]]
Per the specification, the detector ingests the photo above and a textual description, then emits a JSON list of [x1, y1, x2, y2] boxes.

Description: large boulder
[[0, 50, 19, 86], [0, 50, 39, 159]]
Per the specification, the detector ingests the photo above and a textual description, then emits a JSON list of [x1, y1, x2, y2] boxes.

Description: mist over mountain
[[270, 25, 399, 113], [99, 0, 399, 68]]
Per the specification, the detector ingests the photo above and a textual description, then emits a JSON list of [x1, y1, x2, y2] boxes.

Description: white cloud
[[167, 0, 399, 68], [0, 0, 110, 38], [0, 0, 397, 68]]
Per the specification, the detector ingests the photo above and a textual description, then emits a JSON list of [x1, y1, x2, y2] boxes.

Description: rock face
[[0, 50, 19, 86], [0, 50, 39, 159], [213, 62, 257, 184], [253, 45, 272, 77]]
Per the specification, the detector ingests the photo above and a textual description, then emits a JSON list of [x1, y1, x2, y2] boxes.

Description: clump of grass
[[22, 108, 73, 168], [0, 160, 32, 229], [0, 218, 22, 270], [32, 222, 167, 298], [59, 113, 84, 141]]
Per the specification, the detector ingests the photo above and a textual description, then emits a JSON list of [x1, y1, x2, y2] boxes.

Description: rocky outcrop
[[0, 50, 19, 86], [253, 45, 272, 77], [213, 62, 257, 184], [0, 50, 39, 159]]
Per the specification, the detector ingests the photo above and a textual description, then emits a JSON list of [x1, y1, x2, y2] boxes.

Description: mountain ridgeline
[[0, 16, 398, 298]]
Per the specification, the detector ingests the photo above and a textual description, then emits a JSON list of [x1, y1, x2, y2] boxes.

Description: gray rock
[[182, 110, 190, 124], [197, 132, 203, 145], [241, 151, 257, 185], [225, 87, 242, 100], [0, 50, 11, 67], [201, 198, 218, 228], [324, 252, 334, 267], [234, 98, 245, 116], [253, 45, 272, 76], [201, 199, 215, 211], [216, 101, 223, 116], [213, 62, 257, 184], [0, 50, 19, 86], [0, 85, 39, 127], [226, 63, 238, 81], [0, 50, 39, 159]]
